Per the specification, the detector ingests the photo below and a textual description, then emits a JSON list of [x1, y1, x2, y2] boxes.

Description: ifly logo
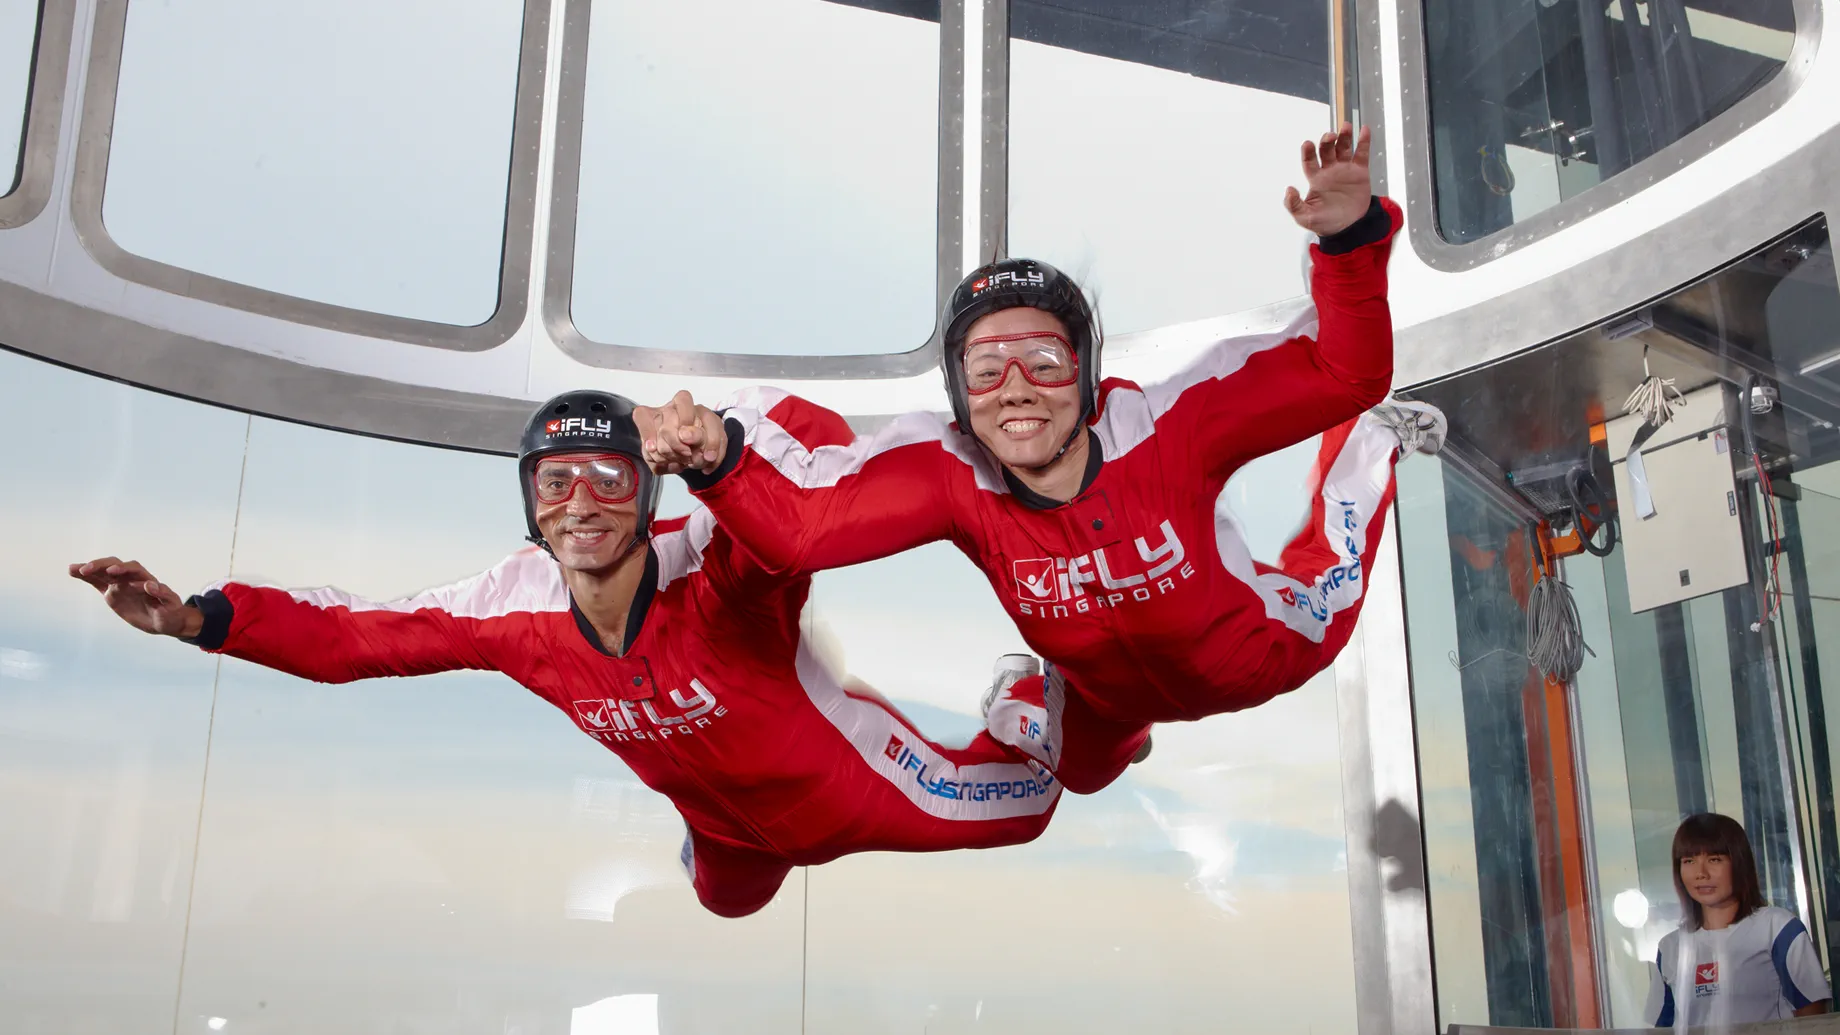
[[882, 735, 1055, 802], [1275, 501, 1364, 623], [546, 417, 613, 437], [972, 270, 1046, 295], [572, 680, 727, 743], [1014, 519, 1196, 618], [1013, 558, 1058, 602], [1694, 961, 1719, 998]]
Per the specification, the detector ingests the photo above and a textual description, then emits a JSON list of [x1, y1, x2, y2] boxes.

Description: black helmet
[[940, 258, 1101, 433], [517, 391, 663, 552]]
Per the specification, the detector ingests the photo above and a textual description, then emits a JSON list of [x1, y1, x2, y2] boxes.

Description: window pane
[[1425, 0, 1798, 243], [0, 349, 250, 1032], [1399, 457, 1560, 1028], [102, 0, 524, 324], [1008, 1, 1331, 336], [570, 0, 939, 357], [0, 0, 35, 195]]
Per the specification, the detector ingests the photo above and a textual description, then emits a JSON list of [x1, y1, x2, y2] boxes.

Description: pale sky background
[[0, 342, 1352, 1035]]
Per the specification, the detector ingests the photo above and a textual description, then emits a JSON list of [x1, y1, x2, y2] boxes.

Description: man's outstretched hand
[[633, 391, 727, 476], [1284, 122, 1373, 237], [69, 557, 203, 638]]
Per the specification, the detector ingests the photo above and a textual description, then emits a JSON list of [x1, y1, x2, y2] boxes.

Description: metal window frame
[[65, 0, 552, 349], [544, 0, 965, 379], [0, 0, 75, 228], [0, 281, 534, 454], [1337, 518, 1438, 1035], [1397, 0, 1823, 271], [978, 0, 1008, 265], [1352, 0, 1388, 197]]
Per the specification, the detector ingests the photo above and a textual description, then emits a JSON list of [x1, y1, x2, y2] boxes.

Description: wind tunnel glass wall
[[101, 0, 524, 324], [0, 0, 35, 196], [0, 344, 1359, 1033], [569, 0, 940, 358], [1007, 0, 1332, 336], [1424, 0, 1799, 244], [1398, 219, 1840, 1030]]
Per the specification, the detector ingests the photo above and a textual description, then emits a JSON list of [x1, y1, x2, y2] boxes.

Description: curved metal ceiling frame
[[0, 277, 535, 453], [542, 0, 965, 379], [0, 0, 75, 229], [64, 0, 553, 350], [1396, 0, 1823, 272]]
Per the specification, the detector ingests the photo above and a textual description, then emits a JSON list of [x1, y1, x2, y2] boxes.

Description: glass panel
[[0, 357, 1359, 1027], [1424, 0, 1799, 243], [1401, 220, 1840, 1028], [1764, 231, 1840, 393], [0, 348, 250, 1032], [0, 0, 35, 196], [803, 436, 1357, 1033], [103, 0, 524, 324], [1008, 0, 1332, 335], [1767, 478, 1840, 967], [570, 0, 939, 357], [1400, 454, 1563, 1028], [172, 421, 806, 1030]]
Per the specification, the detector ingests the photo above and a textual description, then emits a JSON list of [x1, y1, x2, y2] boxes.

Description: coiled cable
[[1527, 571, 1593, 683], [1566, 467, 1618, 558]]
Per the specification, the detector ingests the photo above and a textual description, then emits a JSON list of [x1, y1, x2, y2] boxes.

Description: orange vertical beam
[[1521, 667, 1577, 1024], [1536, 532, 1603, 1028]]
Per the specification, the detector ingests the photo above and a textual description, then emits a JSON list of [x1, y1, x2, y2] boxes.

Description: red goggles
[[532, 453, 639, 505], [962, 332, 1079, 394]]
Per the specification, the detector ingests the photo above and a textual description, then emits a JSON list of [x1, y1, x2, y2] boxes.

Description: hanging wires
[[1624, 344, 1687, 428], [1526, 538, 1595, 683]]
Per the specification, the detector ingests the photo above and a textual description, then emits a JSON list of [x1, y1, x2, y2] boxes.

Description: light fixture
[[1613, 889, 1650, 930]]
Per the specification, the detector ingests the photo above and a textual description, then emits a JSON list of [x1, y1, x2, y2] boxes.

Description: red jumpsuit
[[180, 409, 1059, 919], [686, 199, 1404, 795]]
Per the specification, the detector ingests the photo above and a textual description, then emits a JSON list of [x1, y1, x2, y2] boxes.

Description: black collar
[[1001, 428, 1105, 510], [570, 545, 659, 657]]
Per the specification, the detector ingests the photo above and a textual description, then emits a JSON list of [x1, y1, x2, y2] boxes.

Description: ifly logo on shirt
[[1012, 519, 1195, 619], [572, 680, 727, 743], [1695, 962, 1720, 998], [546, 417, 614, 437]]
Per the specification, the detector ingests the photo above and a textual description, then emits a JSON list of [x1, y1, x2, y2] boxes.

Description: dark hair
[[1672, 812, 1766, 930]]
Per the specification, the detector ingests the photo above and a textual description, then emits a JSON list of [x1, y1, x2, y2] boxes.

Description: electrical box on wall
[[1605, 384, 1750, 614]]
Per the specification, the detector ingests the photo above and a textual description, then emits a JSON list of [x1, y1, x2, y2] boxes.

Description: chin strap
[[1016, 412, 1089, 475]]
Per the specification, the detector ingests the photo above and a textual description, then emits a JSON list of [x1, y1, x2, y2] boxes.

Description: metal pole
[[1573, 0, 1628, 174], [1615, 0, 1670, 157]]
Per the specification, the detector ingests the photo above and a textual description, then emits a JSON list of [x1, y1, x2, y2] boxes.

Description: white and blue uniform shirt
[[1646, 906, 1831, 1027]]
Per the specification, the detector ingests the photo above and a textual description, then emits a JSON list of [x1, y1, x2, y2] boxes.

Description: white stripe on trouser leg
[[794, 642, 1060, 820], [986, 665, 1064, 770], [1212, 413, 1397, 644]]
